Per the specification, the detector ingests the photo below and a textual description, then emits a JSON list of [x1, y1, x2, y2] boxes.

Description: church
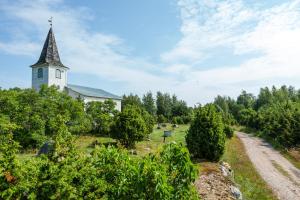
[[30, 27, 122, 111]]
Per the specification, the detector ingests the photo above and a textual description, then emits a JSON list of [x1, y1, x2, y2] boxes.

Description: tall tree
[[122, 94, 142, 110], [142, 91, 156, 115]]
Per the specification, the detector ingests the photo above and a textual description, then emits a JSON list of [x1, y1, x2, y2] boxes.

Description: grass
[[222, 134, 277, 200], [135, 123, 189, 156], [271, 160, 290, 178], [281, 149, 300, 170]]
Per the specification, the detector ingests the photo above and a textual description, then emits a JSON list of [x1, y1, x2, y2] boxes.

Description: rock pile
[[195, 162, 243, 200]]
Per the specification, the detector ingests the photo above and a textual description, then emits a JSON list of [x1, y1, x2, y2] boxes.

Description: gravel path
[[236, 132, 300, 200]]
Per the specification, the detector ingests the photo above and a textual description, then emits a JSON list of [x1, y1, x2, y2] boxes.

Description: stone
[[37, 141, 53, 156], [230, 186, 242, 200]]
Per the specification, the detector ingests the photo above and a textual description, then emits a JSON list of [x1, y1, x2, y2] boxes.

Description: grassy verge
[[222, 135, 277, 200]]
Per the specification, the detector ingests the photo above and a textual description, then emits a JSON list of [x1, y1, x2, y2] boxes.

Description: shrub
[[86, 100, 118, 135], [111, 105, 147, 148], [224, 125, 234, 138], [157, 114, 167, 124], [186, 104, 226, 161]]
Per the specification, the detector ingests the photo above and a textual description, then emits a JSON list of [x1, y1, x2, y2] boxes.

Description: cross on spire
[[48, 17, 53, 27]]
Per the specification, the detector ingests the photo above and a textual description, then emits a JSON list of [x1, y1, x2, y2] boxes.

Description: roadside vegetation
[[214, 85, 300, 167]]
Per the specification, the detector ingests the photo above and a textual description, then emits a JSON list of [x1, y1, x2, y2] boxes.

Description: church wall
[[32, 67, 48, 90], [67, 88, 122, 111], [48, 66, 67, 91]]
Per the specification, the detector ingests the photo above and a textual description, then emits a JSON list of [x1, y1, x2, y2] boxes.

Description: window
[[56, 69, 61, 79], [37, 68, 43, 78]]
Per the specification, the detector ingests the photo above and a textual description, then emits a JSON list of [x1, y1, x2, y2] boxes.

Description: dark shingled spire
[[31, 27, 68, 68]]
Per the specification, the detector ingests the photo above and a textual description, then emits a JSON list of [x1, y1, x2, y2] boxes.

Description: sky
[[1, 0, 300, 106]]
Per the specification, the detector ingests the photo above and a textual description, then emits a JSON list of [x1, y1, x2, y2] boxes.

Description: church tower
[[31, 27, 69, 91]]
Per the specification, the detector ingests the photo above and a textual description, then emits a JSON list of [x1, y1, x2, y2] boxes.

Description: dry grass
[[198, 162, 219, 174], [222, 135, 277, 200], [282, 148, 300, 169]]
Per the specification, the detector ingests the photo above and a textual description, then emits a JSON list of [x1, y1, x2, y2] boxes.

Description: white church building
[[31, 27, 122, 111]]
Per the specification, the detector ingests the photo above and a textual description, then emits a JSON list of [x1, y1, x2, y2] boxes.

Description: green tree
[[122, 93, 142, 110], [156, 92, 172, 120], [86, 100, 118, 135], [111, 105, 147, 148], [237, 90, 255, 109], [186, 104, 225, 161], [142, 91, 156, 116]]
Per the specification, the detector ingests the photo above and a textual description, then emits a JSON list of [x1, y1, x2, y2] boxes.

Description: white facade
[[32, 65, 68, 91], [67, 88, 122, 111]]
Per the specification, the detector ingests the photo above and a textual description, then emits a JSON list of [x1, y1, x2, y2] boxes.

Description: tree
[[86, 100, 118, 135], [237, 90, 255, 109], [111, 105, 147, 148], [122, 94, 142, 110], [142, 91, 156, 116], [156, 92, 172, 120], [186, 104, 225, 161], [0, 86, 92, 149]]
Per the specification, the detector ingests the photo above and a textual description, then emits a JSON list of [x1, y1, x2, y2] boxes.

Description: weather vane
[[48, 17, 53, 27]]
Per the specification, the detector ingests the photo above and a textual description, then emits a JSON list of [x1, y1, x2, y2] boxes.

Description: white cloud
[[2, 0, 300, 105], [162, 0, 300, 103]]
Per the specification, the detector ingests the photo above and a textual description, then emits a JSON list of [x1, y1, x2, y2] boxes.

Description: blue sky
[[1, 0, 300, 105]]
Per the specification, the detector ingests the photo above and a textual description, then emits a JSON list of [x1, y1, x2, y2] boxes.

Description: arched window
[[56, 69, 61, 79], [37, 68, 43, 78]]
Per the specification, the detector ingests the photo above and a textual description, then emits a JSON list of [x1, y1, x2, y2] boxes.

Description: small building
[[30, 27, 122, 111]]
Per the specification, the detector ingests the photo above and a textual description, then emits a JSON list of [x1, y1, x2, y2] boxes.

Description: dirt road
[[236, 132, 300, 200]]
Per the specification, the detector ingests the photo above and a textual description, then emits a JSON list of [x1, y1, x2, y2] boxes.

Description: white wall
[[32, 65, 68, 91], [32, 66, 48, 90], [48, 66, 68, 91], [67, 88, 122, 111]]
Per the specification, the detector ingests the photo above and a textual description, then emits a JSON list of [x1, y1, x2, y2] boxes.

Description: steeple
[[31, 27, 68, 68]]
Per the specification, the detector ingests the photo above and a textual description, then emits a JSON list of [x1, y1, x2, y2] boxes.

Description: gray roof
[[31, 27, 67, 68], [67, 84, 122, 100]]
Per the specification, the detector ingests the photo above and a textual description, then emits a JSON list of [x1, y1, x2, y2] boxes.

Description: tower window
[[56, 69, 61, 79], [37, 68, 43, 78]]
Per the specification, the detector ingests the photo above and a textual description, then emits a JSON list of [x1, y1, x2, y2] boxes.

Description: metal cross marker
[[48, 17, 53, 27]]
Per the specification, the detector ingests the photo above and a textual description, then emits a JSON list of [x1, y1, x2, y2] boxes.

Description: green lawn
[[222, 134, 277, 200]]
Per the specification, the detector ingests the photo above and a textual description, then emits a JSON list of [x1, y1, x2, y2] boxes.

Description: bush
[[111, 105, 147, 148], [186, 104, 226, 161], [86, 100, 118, 135], [157, 114, 167, 123], [172, 116, 184, 125], [224, 125, 234, 138]]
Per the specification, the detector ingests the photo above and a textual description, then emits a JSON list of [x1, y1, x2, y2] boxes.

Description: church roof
[[67, 84, 122, 100], [31, 27, 68, 68]]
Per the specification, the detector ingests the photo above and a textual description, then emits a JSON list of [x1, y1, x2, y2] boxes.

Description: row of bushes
[[214, 85, 300, 148]]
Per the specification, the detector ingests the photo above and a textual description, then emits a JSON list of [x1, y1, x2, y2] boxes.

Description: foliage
[[213, 85, 300, 148], [142, 91, 157, 115], [111, 105, 147, 148], [86, 100, 118, 135], [0, 124, 198, 200], [156, 92, 173, 120], [122, 93, 142, 110], [186, 104, 226, 161], [224, 125, 234, 138], [157, 114, 167, 123], [0, 86, 92, 149]]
